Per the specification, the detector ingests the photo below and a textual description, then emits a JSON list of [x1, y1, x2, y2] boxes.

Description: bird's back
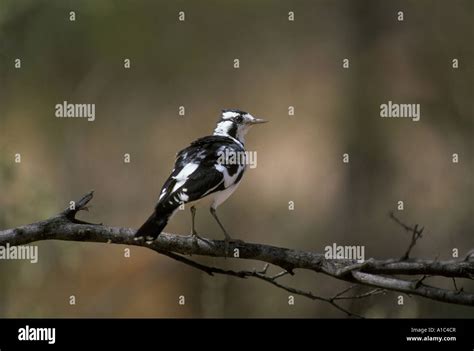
[[156, 135, 246, 213]]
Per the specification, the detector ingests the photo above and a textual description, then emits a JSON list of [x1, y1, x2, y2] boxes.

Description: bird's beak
[[250, 118, 268, 125]]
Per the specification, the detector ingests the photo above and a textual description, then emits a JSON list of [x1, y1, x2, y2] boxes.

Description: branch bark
[[1, 192, 473, 313]]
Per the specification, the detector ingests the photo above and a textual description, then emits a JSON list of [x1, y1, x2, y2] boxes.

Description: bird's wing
[[155, 136, 244, 212]]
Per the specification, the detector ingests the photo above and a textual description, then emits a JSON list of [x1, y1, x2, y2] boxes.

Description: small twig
[[153, 255, 363, 317], [403, 224, 424, 260], [156, 250, 248, 278], [413, 275, 429, 289], [389, 212, 424, 260], [339, 288, 386, 300], [331, 285, 358, 300], [258, 264, 270, 275], [451, 278, 463, 293], [248, 268, 364, 318], [59, 190, 101, 225], [464, 249, 474, 262], [271, 270, 290, 280], [331, 286, 385, 301], [389, 211, 414, 231], [62, 191, 94, 218]]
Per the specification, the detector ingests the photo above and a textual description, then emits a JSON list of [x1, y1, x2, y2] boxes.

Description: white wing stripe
[[171, 163, 199, 192]]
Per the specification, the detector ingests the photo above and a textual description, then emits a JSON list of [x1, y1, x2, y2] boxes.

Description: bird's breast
[[187, 181, 242, 210], [210, 182, 240, 209]]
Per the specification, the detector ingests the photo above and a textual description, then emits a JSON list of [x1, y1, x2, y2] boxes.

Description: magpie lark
[[135, 109, 267, 246]]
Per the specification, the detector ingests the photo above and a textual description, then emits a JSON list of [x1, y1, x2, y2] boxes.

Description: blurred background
[[0, 0, 472, 317]]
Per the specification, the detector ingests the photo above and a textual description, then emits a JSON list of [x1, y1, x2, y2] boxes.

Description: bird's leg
[[187, 206, 205, 241], [210, 207, 244, 255]]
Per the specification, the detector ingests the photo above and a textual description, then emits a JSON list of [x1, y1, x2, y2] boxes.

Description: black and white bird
[[134, 109, 267, 245]]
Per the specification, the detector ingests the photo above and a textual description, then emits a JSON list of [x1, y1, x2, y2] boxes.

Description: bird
[[134, 109, 267, 247]]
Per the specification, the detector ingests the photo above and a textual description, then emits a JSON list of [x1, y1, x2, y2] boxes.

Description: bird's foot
[[188, 230, 202, 240], [186, 232, 210, 255], [187, 231, 206, 242]]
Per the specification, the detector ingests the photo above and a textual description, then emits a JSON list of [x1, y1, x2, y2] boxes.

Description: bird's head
[[213, 109, 267, 144]]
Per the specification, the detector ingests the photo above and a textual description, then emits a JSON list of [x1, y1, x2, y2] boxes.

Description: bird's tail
[[134, 211, 170, 241]]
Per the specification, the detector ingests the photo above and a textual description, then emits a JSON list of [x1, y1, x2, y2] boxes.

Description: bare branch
[[246, 269, 365, 318], [271, 270, 290, 280], [336, 288, 386, 300], [331, 285, 358, 300], [389, 212, 424, 260], [464, 249, 474, 262], [389, 211, 414, 232], [148, 252, 362, 317], [451, 278, 464, 293], [413, 275, 429, 289], [350, 271, 471, 306], [331, 286, 386, 301], [1, 192, 473, 310]]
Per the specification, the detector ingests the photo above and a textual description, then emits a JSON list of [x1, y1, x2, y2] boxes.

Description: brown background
[[0, 0, 472, 317]]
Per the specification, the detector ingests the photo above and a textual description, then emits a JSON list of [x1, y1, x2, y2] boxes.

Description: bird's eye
[[235, 116, 243, 123]]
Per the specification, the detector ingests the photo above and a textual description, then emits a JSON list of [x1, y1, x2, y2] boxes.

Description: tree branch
[[1, 192, 473, 314], [389, 212, 424, 260]]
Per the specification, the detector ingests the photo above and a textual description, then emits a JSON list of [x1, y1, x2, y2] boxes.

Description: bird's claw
[[186, 232, 211, 256], [187, 231, 205, 242]]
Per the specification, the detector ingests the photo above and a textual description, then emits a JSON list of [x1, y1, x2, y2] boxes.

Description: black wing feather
[[155, 135, 244, 212]]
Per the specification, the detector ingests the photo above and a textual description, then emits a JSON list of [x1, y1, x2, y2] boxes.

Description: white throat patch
[[214, 120, 234, 136]]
